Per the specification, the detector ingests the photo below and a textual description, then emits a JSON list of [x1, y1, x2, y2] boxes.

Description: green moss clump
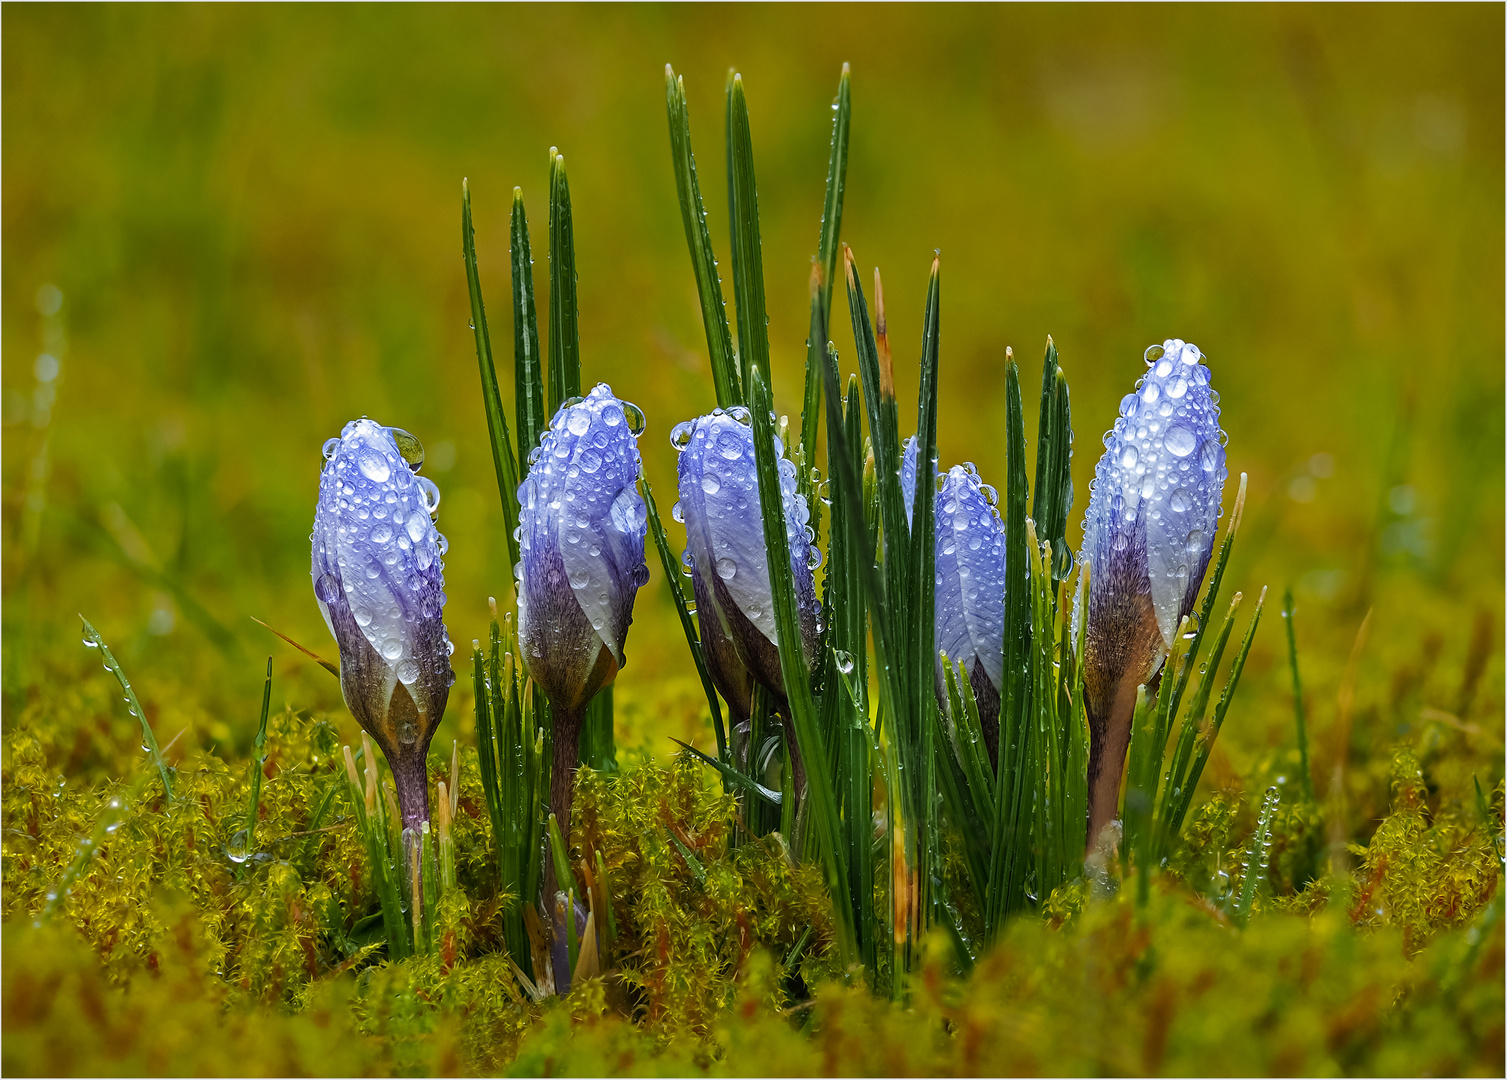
[[3, 698, 1502, 1076], [1348, 747, 1502, 955]]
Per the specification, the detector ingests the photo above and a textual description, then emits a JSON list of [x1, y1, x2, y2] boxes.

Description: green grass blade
[[641, 473, 726, 761], [726, 74, 772, 398], [748, 367, 855, 965], [1172, 587, 1269, 834], [547, 150, 581, 413], [671, 738, 781, 805], [243, 656, 272, 846], [799, 63, 852, 461], [1157, 593, 1243, 851], [80, 616, 174, 802], [664, 67, 740, 408], [510, 188, 547, 462], [1282, 587, 1315, 802], [1031, 340, 1074, 585], [986, 356, 1032, 932], [462, 179, 522, 571], [1234, 785, 1280, 925]]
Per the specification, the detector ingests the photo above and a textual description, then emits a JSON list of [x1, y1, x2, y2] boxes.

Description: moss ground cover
[[3, 6, 1503, 1076]]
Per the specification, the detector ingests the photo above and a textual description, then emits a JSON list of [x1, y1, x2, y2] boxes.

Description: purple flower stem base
[[546, 708, 583, 900], [390, 750, 433, 834]]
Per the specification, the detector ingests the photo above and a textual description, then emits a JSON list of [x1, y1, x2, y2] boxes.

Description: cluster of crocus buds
[[1076, 338, 1226, 849], [672, 407, 821, 787], [312, 418, 455, 832], [311, 334, 1226, 916], [515, 383, 651, 832]]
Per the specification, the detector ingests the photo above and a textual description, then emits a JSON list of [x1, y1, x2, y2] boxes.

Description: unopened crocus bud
[[900, 439, 1007, 761], [312, 419, 455, 830], [516, 383, 649, 827], [671, 408, 821, 706], [1075, 338, 1227, 849]]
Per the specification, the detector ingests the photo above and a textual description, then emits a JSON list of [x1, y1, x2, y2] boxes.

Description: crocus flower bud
[[933, 465, 1007, 757], [1076, 338, 1226, 848], [516, 383, 650, 826], [671, 408, 821, 706], [900, 440, 1008, 761], [312, 419, 454, 830]]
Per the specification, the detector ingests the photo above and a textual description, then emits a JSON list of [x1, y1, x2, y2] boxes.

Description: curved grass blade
[[547, 150, 581, 413], [243, 657, 273, 847], [664, 66, 740, 408], [727, 74, 771, 398], [511, 188, 547, 461], [462, 178, 522, 570], [1031, 338, 1074, 585], [671, 738, 780, 805], [800, 63, 852, 462], [80, 615, 173, 802], [250, 616, 339, 678]]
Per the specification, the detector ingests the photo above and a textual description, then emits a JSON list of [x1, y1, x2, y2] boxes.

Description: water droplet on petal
[[1165, 424, 1196, 457]]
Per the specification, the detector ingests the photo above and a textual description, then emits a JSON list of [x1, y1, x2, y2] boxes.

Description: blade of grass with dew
[[986, 356, 1033, 933], [344, 742, 409, 960], [1124, 618, 1193, 883], [1156, 593, 1242, 856], [642, 472, 726, 762], [726, 73, 771, 399], [39, 770, 150, 923], [547, 149, 581, 412], [80, 616, 174, 803], [511, 188, 548, 461], [1234, 786, 1281, 925], [800, 63, 851, 464], [463, 179, 522, 572], [1167, 587, 1268, 837], [819, 319, 900, 797], [241, 657, 273, 850], [748, 366, 855, 966], [664, 66, 740, 408], [1031, 339, 1074, 586], [671, 738, 781, 805], [820, 375, 875, 978]]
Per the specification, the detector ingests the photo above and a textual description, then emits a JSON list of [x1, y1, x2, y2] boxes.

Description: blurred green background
[[4, 5, 1501, 784]]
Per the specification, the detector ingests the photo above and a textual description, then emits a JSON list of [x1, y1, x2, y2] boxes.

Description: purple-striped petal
[[516, 383, 650, 716], [312, 418, 454, 825], [673, 408, 820, 700]]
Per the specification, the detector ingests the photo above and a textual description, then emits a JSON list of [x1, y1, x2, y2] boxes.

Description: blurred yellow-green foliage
[[3, 5, 1503, 1076]]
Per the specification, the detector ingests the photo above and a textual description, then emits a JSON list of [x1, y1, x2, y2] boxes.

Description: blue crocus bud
[[516, 383, 649, 826], [671, 408, 821, 707], [900, 440, 1008, 760], [312, 419, 454, 830], [1076, 338, 1227, 848], [933, 464, 1007, 758]]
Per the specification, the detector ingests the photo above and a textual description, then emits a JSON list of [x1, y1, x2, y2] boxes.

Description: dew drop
[[357, 446, 391, 483], [1164, 424, 1196, 457], [716, 557, 737, 580]]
